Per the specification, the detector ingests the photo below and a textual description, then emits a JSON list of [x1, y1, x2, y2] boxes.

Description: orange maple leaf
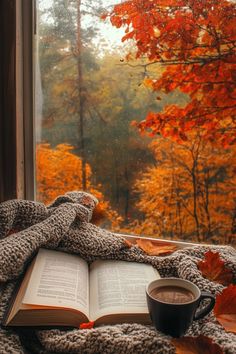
[[198, 250, 233, 286], [172, 335, 223, 354], [136, 239, 177, 256], [214, 285, 236, 334]]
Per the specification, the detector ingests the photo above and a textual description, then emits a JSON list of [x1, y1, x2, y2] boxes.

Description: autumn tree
[[37, 0, 236, 240], [36, 143, 89, 203], [106, 0, 236, 243], [108, 0, 236, 147], [38, 0, 105, 188], [38, 17, 167, 221], [83, 53, 161, 220], [36, 143, 122, 228], [125, 135, 236, 244]]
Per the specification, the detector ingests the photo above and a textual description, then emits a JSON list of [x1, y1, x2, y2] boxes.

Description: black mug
[[146, 278, 215, 337]]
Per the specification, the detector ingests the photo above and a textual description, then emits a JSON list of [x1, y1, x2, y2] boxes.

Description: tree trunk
[[124, 165, 130, 221], [203, 172, 212, 240], [192, 162, 201, 242], [231, 207, 236, 244], [77, 0, 86, 190]]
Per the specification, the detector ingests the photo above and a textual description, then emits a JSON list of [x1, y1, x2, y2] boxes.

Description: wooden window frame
[[0, 0, 17, 201], [0, 0, 35, 202]]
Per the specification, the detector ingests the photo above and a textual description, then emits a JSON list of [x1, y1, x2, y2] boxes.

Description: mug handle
[[193, 292, 215, 321]]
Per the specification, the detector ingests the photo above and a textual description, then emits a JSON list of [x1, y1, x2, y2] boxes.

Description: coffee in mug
[[150, 285, 195, 304], [146, 278, 215, 337]]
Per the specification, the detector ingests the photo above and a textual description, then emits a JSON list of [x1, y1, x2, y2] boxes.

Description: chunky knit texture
[[0, 191, 235, 354]]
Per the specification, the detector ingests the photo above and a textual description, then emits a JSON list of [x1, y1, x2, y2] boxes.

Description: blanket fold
[[0, 191, 235, 354]]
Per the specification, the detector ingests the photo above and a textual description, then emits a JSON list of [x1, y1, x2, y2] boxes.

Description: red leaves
[[198, 251, 236, 333], [6, 229, 20, 237], [214, 285, 236, 334], [136, 239, 178, 256], [100, 13, 108, 21], [107, 0, 236, 146], [110, 15, 123, 28], [122, 31, 135, 42], [172, 335, 223, 354], [198, 251, 233, 286], [79, 321, 95, 329]]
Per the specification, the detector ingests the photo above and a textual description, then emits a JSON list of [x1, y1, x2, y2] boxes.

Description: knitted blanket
[[0, 191, 235, 354]]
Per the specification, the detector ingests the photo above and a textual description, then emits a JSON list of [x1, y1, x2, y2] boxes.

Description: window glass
[[35, 0, 236, 245]]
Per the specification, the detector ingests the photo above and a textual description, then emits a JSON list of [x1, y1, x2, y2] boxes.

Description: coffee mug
[[146, 278, 215, 337]]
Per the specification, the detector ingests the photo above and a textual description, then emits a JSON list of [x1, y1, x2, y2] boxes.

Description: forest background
[[36, 0, 236, 245]]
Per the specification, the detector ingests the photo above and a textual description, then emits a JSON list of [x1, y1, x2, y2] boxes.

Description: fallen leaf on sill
[[136, 239, 177, 256], [214, 284, 236, 334], [123, 239, 133, 248], [172, 334, 223, 354], [198, 250, 233, 286]]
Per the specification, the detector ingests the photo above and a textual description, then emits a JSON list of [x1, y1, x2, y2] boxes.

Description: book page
[[23, 249, 89, 317], [89, 260, 160, 321]]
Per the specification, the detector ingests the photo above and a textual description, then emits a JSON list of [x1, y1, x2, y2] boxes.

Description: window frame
[[0, 0, 17, 201], [0, 0, 207, 249], [0, 0, 35, 202], [22, 0, 35, 200]]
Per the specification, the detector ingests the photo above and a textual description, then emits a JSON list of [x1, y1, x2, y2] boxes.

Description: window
[[34, 0, 236, 246]]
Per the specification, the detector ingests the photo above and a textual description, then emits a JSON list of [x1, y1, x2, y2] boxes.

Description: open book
[[4, 248, 160, 327]]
